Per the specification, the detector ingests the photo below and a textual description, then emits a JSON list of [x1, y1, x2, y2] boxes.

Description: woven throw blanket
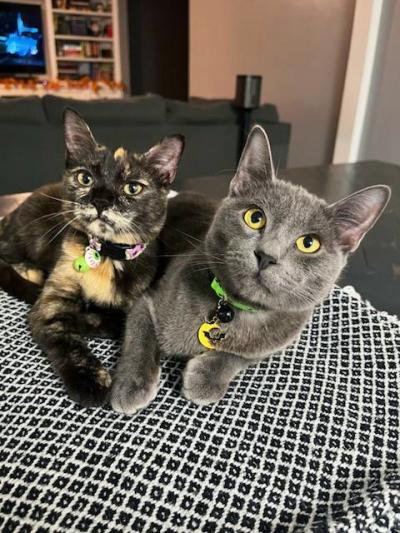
[[0, 287, 399, 532]]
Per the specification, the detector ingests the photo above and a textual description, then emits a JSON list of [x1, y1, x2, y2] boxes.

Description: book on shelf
[[67, 0, 91, 9], [69, 17, 88, 35], [58, 43, 83, 57], [57, 60, 113, 81], [54, 14, 111, 37], [57, 40, 113, 59], [52, 0, 112, 13]]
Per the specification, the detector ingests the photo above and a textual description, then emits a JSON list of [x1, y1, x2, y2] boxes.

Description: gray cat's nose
[[255, 250, 277, 270]]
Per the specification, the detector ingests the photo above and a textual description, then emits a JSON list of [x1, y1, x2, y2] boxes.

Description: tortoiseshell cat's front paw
[[110, 371, 160, 416], [62, 362, 111, 407], [182, 356, 228, 406]]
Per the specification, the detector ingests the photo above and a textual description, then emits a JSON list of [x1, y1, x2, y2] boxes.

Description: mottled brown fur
[[1, 109, 184, 407]]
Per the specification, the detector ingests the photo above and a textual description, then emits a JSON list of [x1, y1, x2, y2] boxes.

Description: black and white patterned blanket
[[0, 287, 399, 532]]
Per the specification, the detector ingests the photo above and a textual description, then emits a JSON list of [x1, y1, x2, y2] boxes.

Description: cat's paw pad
[[110, 373, 159, 416], [182, 357, 227, 406], [63, 364, 111, 407]]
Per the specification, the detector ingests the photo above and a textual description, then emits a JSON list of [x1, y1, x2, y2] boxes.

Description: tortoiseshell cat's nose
[[92, 198, 110, 216], [255, 250, 277, 270]]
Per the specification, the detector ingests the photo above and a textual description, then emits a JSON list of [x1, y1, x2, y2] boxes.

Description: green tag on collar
[[211, 277, 256, 312]]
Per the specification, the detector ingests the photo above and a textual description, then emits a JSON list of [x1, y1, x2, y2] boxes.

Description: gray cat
[[111, 125, 391, 414]]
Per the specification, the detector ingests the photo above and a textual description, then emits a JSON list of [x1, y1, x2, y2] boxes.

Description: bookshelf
[[52, 8, 113, 17], [43, 0, 122, 93]]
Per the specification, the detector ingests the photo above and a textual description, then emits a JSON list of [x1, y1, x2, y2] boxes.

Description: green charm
[[73, 256, 90, 273], [211, 277, 256, 312]]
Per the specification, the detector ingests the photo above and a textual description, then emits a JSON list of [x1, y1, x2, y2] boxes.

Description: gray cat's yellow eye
[[124, 182, 143, 196], [296, 234, 321, 254], [244, 208, 266, 230], [77, 172, 93, 187]]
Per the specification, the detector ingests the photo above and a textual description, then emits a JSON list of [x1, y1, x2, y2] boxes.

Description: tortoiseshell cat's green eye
[[244, 208, 266, 230], [77, 172, 93, 187], [124, 182, 143, 196], [296, 234, 321, 254]]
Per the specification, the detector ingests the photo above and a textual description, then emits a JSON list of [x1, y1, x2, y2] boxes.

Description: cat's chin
[[86, 219, 117, 241]]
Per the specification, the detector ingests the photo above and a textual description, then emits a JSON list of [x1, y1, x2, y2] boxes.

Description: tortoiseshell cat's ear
[[230, 124, 275, 197], [328, 185, 391, 252], [144, 134, 185, 186], [63, 108, 98, 164]]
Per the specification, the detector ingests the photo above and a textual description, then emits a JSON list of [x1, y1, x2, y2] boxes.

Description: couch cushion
[[251, 103, 279, 123], [0, 96, 46, 124], [42, 94, 166, 125], [167, 98, 236, 124]]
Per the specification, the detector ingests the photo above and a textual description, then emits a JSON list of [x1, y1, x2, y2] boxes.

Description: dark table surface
[[182, 160, 400, 317]]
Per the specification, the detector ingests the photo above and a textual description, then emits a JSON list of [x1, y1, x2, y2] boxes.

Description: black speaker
[[234, 75, 262, 109]]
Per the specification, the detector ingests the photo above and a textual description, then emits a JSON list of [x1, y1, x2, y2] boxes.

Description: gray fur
[[111, 125, 391, 412]]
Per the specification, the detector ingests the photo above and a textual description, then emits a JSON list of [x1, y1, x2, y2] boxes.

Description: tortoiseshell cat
[[0, 109, 184, 406]]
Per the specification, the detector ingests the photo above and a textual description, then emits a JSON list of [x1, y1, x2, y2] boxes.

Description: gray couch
[[0, 94, 291, 194]]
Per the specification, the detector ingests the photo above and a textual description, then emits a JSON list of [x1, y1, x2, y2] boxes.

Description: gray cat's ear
[[328, 185, 391, 252], [63, 108, 98, 162], [144, 134, 185, 185], [230, 124, 275, 196]]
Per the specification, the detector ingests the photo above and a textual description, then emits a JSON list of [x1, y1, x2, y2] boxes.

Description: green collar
[[211, 277, 256, 312]]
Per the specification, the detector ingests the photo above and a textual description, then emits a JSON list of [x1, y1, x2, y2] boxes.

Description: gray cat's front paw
[[110, 370, 160, 415], [182, 356, 228, 406]]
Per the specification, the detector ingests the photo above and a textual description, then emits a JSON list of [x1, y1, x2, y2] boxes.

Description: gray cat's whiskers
[[187, 261, 224, 271], [164, 224, 205, 246], [158, 228, 224, 264]]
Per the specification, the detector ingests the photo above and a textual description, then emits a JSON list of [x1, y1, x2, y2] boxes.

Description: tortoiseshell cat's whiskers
[[38, 192, 80, 207], [47, 215, 81, 245], [37, 211, 82, 241], [38, 219, 70, 241], [31, 209, 76, 224]]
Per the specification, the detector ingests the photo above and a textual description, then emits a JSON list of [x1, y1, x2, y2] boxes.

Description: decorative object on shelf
[[53, 0, 67, 8], [90, 0, 111, 12], [87, 19, 101, 36], [104, 22, 112, 37], [0, 76, 124, 94]]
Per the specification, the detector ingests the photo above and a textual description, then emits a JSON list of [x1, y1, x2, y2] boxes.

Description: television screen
[[0, 2, 46, 76]]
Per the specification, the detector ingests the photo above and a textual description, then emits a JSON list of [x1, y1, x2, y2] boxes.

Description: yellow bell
[[198, 322, 220, 350]]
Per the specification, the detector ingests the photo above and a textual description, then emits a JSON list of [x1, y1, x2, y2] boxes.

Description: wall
[[361, 1, 400, 164], [189, 0, 355, 168]]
